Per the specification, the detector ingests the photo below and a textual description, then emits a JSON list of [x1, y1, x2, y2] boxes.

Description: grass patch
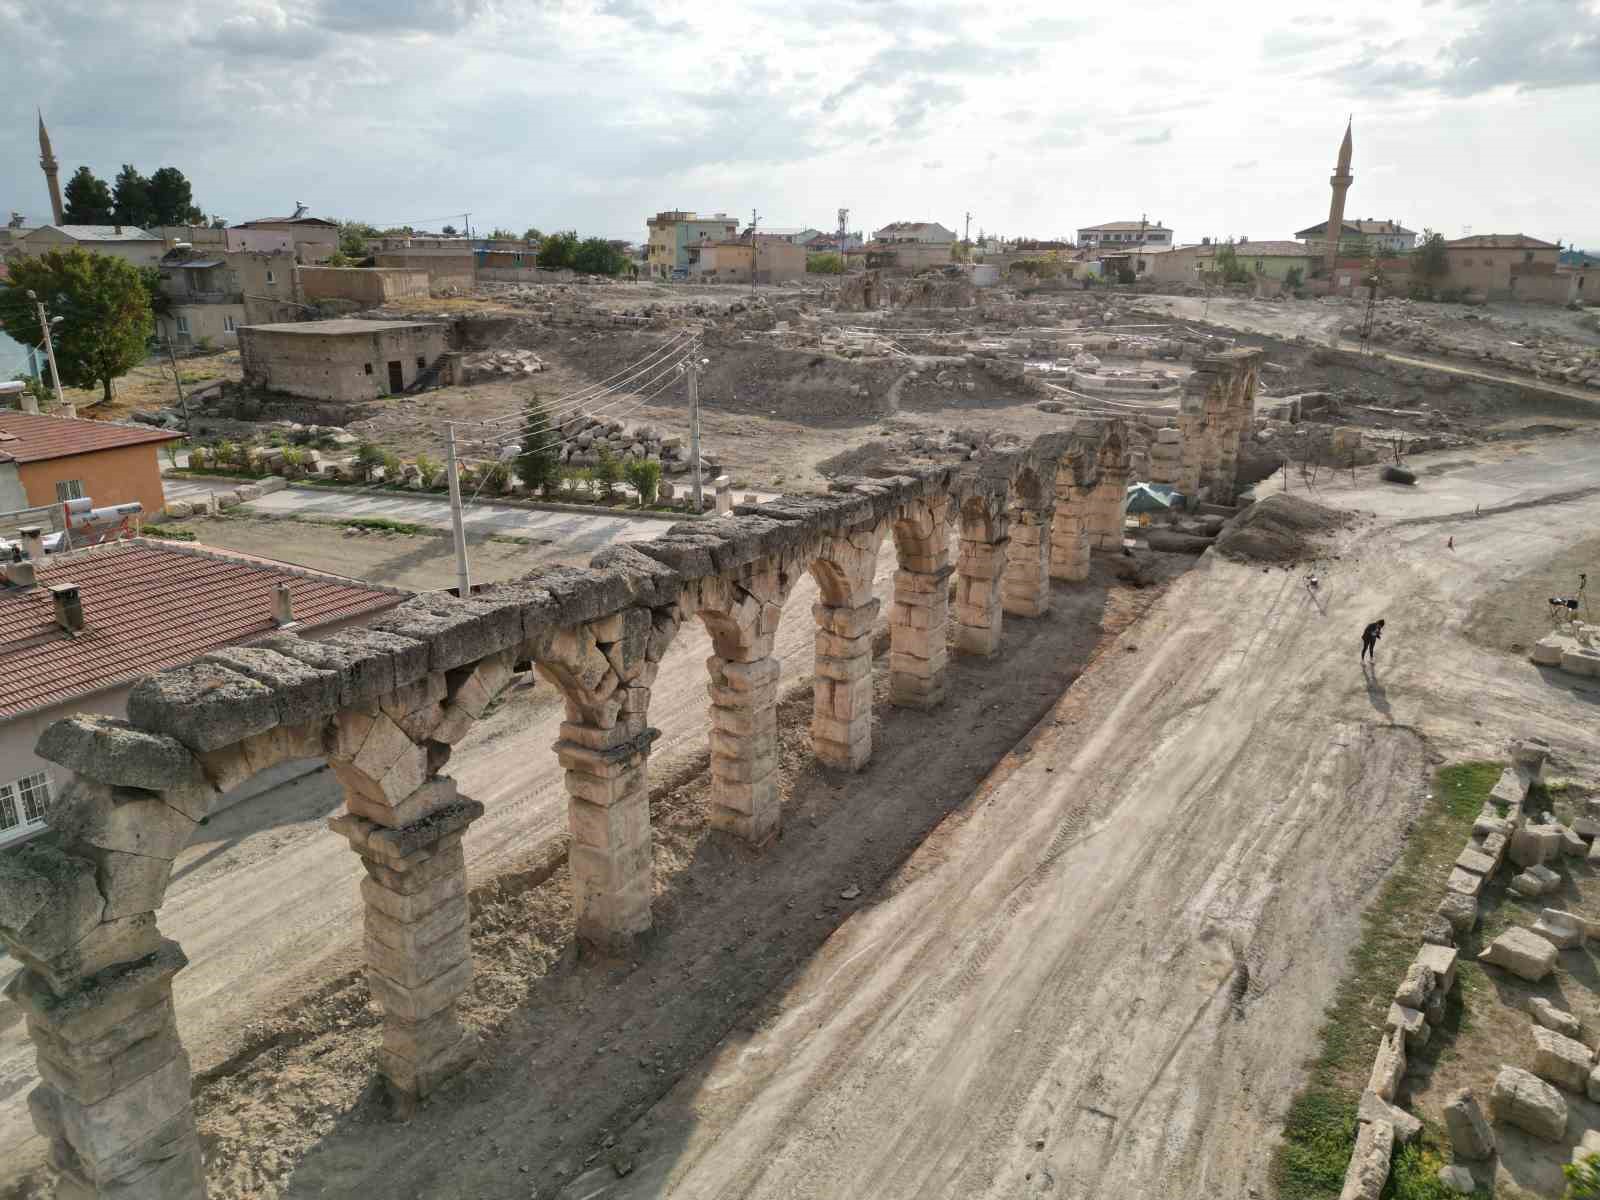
[[170, 465, 271, 481], [143, 524, 198, 541], [1272, 761, 1503, 1200]]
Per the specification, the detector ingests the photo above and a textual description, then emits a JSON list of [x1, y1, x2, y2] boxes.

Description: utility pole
[[446, 423, 471, 597], [163, 339, 191, 427], [686, 354, 705, 512], [749, 208, 759, 295], [964, 211, 972, 247], [29, 291, 71, 417]]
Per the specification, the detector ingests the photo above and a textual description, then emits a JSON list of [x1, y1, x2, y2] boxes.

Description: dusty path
[[566, 437, 1600, 1200]]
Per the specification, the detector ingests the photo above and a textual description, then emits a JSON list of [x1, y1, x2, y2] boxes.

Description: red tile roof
[[0, 539, 407, 720], [0, 410, 184, 465]]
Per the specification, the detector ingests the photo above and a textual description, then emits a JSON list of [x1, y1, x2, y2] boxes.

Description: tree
[[147, 167, 203, 225], [441, 224, 458, 236], [623, 458, 661, 507], [62, 167, 113, 224], [139, 266, 171, 318], [338, 220, 378, 258], [112, 165, 153, 228], [515, 396, 561, 495], [807, 253, 845, 274], [0, 249, 154, 404], [488, 227, 518, 240], [1213, 242, 1251, 285], [573, 236, 626, 275], [1416, 230, 1449, 282], [523, 227, 544, 245], [537, 231, 580, 270]]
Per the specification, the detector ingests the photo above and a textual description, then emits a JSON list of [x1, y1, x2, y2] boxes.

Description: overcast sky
[[3, 0, 1597, 249]]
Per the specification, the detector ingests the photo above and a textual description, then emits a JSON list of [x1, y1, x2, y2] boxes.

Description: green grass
[[143, 525, 198, 541], [1272, 762, 1503, 1200]]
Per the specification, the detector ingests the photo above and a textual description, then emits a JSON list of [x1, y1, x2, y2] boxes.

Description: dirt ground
[[1465, 533, 1600, 659], [156, 515, 552, 591]]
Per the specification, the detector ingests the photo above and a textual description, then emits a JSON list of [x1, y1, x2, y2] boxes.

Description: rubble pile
[[554, 413, 718, 476], [461, 348, 545, 381], [1339, 300, 1600, 385]]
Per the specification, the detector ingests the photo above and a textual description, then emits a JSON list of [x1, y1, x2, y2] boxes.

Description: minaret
[[1324, 119, 1353, 273], [38, 111, 64, 226]]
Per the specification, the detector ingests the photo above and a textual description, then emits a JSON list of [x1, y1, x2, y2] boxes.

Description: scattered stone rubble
[[1336, 299, 1600, 386], [1532, 620, 1600, 680], [460, 348, 544, 382]]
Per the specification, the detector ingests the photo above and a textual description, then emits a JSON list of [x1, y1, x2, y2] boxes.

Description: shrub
[[482, 461, 512, 494], [380, 450, 403, 480], [213, 438, 238, 466], [354, 441, 386, 477], [806, 253, 846, 274], [624, 458, 661, 506], [560, 466, 591, 500], [1284, 267, 1304, 290], [594, 447, 623, 500], [415, 453, 442, 489], [163, 439, 187, 468], [1567, 1152, 1600, 1199], [281, 446, 306, 470], [515, 397, 561, 495]]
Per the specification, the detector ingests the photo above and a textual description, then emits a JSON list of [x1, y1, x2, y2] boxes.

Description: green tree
[[623, 458, 661, 507], [594, 446, 623, 500], [139, 266, 171, 319], [537, 231, 579, 270], [488, 227, 518, 240], [515, 396, 561, 495], [147, 167, 203, 226], [338, 220, 378, 258], [0, 249, 154, 404], [573, 237, 626, 275], [62, 167, 113, 224], [1213, 242, 1251, 284], [1284, 266, 1305, 290], [441, 224, 458, 236], [112, 164, 153, 228], [523, 227, 544, 245], [807, 253, 845, 274], [1415, 230, 1449, 282]]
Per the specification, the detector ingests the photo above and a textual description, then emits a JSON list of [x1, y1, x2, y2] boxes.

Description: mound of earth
[[1214, 494, 1346, 563]]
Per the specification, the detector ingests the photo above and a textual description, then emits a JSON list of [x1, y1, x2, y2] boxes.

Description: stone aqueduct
[[0, 351, 1259, 1198]]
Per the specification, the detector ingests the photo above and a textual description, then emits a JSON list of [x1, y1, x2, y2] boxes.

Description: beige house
[[1441, 234, 1569, 302], [154, 249, 303, 349], [298, 266, 431, 304], [238, 318, 448, 401], [1077, 220, 1173, 248], [13, 224, 166, 268], [691, 237, 805, 284], [233, 212, 339, 264], [372, 249, 476, 291], [1145, 240, 1319, 285]]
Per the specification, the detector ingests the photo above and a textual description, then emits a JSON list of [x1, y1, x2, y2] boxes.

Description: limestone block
[[1532, 1025, 1593, 1092], [85, 849, 174, 922], [1589, 1065, 1600, 1104], [1531, 997, 1582, 1040], [33, 717, 200, 793], [1386, 1003, 1431, 1051], [1589, 837, 1600, 865], [377, 1027, 478, 1099], [46, 780, 197, 862], [37, 914, 161, 995], [32, 1003, 177, 1105], [46, 1052, 193, 1165], [1478, 831, 1509, 867], [1368, 1028, 1405, 1103], [1437, 1164, 1475, 1194], [1443, 1088, 1495, 1161], [1509, 864, 1561, 899], [0, 844, 105, 967], [1562, 826, 1587, 857], [1416, 944, 1459, 995], [1480, 927, 1558, 981], [1455, 847, 1496, 877], [359, 842, 467, 897], [364, 917, 470, 990], [372, 593, 522, 675], [260, 628, 430, 707], [1490, 767, 1528, 808], [1575, 1128, 1600, 1166], [1339, 1116, 1394, 1200], [360, 870, 465, 925], [1437, 892, 1478, 935], [1532, 909, 1584, 950], [1357, 1090, 1420, 1143], [1421, 913, 1455, 947], [126, 662, 279, 752], [1490, 1064, 1568, 1141], [345, 776, 460, 829], [1394, 962, 1435, 1010], [1444, 868, 1485, 898], [365, 957, 473, 1024], [200, 646, 342, 727], [349, 711, 419, 781], [1508, 824, 1562, 868]]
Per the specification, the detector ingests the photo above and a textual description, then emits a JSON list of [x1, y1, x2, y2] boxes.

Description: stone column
[[326, 655, 499, 1111], [1085, 454, 1129, 551], [1002, 505, 1052, 617], [810, 522, 886, 771], [954, 497, 1009, 657], [890, 497, 950, 709], [694, 562, 794, 844]]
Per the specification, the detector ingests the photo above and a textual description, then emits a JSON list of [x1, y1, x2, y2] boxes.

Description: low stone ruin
[[554, 415, 718, 477], [460, 348, 545, 382]]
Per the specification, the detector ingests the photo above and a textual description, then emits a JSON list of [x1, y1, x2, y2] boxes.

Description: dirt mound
[[1214, 494, 1346, 563]]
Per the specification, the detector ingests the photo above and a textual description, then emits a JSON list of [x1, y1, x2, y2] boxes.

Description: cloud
[[1330, 0, 1600, 95], [894, 80, 964, 132], [598, 0, 690, 35], [921, 160, 944, 169], [1131, 127, 1172, 145], [1262, 28, 1347, 57], [1231, 159, 1261, 170], [823, 38, 1038, 113], [309, 0, 494, 33]]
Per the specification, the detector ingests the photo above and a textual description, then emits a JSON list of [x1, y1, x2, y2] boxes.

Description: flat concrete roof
[[240, 319, 443, 336]]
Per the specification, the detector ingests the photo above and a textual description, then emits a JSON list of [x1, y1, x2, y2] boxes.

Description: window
[[176, 314, 190, 335], [55, 478, 84, 503], [0, 771, 51, 838], [416, 356, 427, 369], [1524, 251, 1534, 264], [266, 270, 276, 284], [364, 363, 374, 375], [224, 315, 237, 333]]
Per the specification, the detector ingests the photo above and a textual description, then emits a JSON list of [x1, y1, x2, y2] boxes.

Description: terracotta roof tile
[[0, 411, 183, 464], [0, 539, 407, 719]]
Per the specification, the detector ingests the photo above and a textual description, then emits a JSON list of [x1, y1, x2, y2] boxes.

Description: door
[[387, 361, 404, 392]]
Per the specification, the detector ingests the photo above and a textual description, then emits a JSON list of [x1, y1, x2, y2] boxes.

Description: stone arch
[[888, 495, 952, 709], [954, 492, 1009, 656], [1086, 419, 1131, 550], [808, 519, 888, 771]]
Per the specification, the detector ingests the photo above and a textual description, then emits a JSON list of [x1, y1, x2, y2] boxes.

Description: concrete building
[[297, 266, 431, 305], [0, 538, 405, 847], [872, 221, 957, 245], [1295, 217, 1417, 257], [233, 211, 339, 263], [690, 236, 805, 284], [1146, 240, 1320, 285], [646, 211, 740, 278], [238, 318, 448, 401], [154, 248, 302, 349], [0, 409, 182, 518], [372, 247, 476, 291], [1441, 234, 1568, 302], [1075, 221, 1173, 248], [14, 224, 165, 268], [863, 240, 956, 272]]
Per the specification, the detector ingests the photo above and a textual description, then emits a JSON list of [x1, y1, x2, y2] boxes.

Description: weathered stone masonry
[[0, 413, 1245, 1199]]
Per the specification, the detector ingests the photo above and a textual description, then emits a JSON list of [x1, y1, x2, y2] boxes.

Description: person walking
[[1361, 619, 1385, 663]]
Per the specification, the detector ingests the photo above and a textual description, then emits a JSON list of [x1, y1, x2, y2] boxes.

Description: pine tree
[[62, 167, 113, 224], [515, 396, 561, 495], [112, 164, 152, 228]]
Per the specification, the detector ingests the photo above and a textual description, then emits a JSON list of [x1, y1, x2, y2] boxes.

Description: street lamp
[[25, 289, 71, 417]]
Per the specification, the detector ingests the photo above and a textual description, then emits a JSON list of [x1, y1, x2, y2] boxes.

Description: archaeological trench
[[0, 354, 1259, 1197]]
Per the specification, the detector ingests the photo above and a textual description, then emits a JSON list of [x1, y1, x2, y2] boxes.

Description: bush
[[213, 438, 238, 466], [415, 453, 442, 489], [482, 461, 512, 494], [537, 231, 580, 271], [573, 237, 628, 276], [380, 450, 403, 480], [515, 397, 561, 495], [1567, 1152, 1600, 1199], [163, 439, 187, 468], [624, 458, 661, 507], [280, 446, 306, 471], [1284, 267, 1304, 290], [354, 441, 386, 477], [806, 253, 846, 274], [594, 446, 623, 500], [560, 466, 591, 501]]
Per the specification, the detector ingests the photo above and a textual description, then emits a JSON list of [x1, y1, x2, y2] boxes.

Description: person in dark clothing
[[1361, 619, 1385, 662]]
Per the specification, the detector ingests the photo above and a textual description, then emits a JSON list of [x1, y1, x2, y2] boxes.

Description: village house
[[871, 221, 957, 245], [0, 409, 182, 519], [1145, 240, 1320, 285], [237, 318, 448, 402], [0, 537, 406, 847], [645, 211, 741, 278], [1076, 220, 1173, 248], [233, 210, 339, 264], [371, 239, 477, 291], [296, 266, 431, 305], [12, 224, 166, 268], [688, 235, 805, 284], [1440, 234, 1576, 303], [1294, 217, 1417, 256], [154, 246, 303, 349]]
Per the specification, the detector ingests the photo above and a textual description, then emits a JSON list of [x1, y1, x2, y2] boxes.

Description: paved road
[[569, 435, 1600, 1200]]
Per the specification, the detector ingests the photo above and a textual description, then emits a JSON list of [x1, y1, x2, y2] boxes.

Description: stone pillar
[[326, 655, 500, 1110], [1085, 453, 1129, 551], [810, 522, 886, 771], [10, 941, 204, 1199], [955, 497, 1009, 657], [693, 562, 795, 844], [1002, 505, 1051, 617], [890, 497, 950, 709], [536, 606, 679, 950]]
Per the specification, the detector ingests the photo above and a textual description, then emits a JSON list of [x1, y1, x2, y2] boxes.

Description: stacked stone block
[[1003, 504, 1052, 618], [890, 497, 951, 709], [955, 499, 1010, 656], [810, 523, 887, 770], [1085, 439, 1130, 551], [1176, 349, 1260, 502]]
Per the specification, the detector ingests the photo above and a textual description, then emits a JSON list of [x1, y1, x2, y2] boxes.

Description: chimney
[[5, 556, 34, 587], [19, 526, 45, 560], [49, 582, 83, 632], [114, 224, 122, 235], [272, 582, 295, 626]]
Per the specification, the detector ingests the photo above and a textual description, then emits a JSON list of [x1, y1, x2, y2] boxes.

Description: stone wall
[[0, 414, 1268, 1198], [238, 324, 448, 403], [298, 267, 431, 305]]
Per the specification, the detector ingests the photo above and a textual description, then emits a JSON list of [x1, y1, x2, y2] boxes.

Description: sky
[[2, 0, 1598, 250]]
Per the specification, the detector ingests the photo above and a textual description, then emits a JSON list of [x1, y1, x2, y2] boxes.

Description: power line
[[476, 329, 696, 428]]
